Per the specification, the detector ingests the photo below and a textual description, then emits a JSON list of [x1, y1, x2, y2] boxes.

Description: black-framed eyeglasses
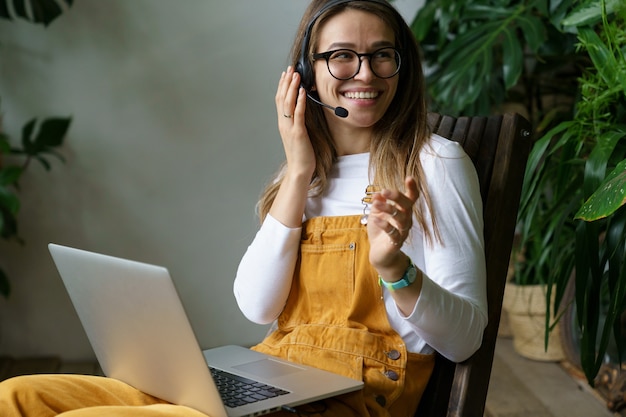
[[312, 47, 401, 80]]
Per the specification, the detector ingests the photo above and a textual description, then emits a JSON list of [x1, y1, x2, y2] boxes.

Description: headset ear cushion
[[296, 58, 313, 91]]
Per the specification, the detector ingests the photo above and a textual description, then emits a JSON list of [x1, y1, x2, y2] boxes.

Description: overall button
[[385, 349, 401, 360], [383, 370, 399, 381], [375, 395, 386, 407]]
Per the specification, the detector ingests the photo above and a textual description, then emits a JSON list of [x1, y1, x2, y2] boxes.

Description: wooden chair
[[415, 113, 533, 417]]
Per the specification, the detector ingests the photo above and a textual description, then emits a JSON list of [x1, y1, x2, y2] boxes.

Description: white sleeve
[[401, 138, 488, 362], [233, 214, 302, 324]]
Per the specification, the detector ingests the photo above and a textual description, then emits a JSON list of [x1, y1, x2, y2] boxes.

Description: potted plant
[[522, 3, 625, 383], [0, 0, 73, 297], [407, 0, 625, 383]]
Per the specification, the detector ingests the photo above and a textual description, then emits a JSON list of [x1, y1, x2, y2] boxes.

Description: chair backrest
[[415, 113, 532, 417]]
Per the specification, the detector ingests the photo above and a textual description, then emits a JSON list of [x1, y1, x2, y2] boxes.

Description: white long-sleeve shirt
[[234, 134, 487, 362]]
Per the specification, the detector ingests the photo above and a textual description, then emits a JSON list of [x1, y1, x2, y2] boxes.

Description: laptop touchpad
[[233, 359, 304, 378]]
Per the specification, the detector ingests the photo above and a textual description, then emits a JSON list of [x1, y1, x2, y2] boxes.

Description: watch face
[[406, 264, 417, 284]]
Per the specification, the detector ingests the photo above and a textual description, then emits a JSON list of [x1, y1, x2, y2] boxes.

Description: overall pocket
[[279, 241, 357, 328]]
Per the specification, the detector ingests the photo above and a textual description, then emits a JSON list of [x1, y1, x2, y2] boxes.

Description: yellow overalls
[[0, 216, 433, 417], [253, 215, 435, 416]]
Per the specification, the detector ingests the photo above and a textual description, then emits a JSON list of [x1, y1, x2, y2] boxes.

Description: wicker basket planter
[[502, 282, 565, 361]]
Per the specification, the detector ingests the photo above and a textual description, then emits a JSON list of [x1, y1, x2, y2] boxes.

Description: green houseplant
[[0, 117, 70, 297], [0, 0, 74, 297], [530, 5, 626, 384], [408, 0, 625, 383], [409, 0, 585, 125]]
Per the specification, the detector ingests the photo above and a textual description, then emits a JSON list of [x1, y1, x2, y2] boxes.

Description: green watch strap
[[378, 261, 417, 291]]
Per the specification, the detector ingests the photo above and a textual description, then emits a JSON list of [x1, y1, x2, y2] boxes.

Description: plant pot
[[502, 282, 565, 361]]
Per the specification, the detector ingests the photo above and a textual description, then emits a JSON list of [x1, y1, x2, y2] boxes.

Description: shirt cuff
[[396, 272, 435, 321]]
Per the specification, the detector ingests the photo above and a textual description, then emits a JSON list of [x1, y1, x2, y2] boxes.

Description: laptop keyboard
[[209, 367, 290, 408]]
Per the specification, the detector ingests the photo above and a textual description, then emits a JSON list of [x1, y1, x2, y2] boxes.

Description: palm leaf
[[576, 159, 626, 221], [561, 0, 621, 28]]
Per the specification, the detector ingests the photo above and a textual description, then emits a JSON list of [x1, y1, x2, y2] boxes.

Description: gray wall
[[0, 0, 422, 360]]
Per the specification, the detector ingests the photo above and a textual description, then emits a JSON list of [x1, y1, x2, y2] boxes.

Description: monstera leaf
[[0, 0, 73, 26]]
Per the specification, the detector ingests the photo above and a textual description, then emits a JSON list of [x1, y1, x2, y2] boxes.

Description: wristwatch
[[378, 260, 418, 291]]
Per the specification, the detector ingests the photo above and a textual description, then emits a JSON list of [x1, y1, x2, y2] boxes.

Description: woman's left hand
[[367, 176, 419, 270]]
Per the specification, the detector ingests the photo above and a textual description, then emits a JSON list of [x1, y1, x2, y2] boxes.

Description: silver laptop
[[49, 243, 363, 417]]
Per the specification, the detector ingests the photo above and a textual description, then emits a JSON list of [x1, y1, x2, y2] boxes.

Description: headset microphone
[[306, 92, 349, 118]]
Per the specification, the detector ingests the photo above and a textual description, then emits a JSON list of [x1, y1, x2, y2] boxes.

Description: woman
[[234, 0, 486, 415], [0, 1, 486, 416]]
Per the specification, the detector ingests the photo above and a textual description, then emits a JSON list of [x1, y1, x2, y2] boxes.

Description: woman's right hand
[[269, 67, 315, 228], [276, 66, 315, 180]]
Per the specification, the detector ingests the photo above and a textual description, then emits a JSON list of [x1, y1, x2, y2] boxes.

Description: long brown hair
[[257, 0, 439, 244]]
